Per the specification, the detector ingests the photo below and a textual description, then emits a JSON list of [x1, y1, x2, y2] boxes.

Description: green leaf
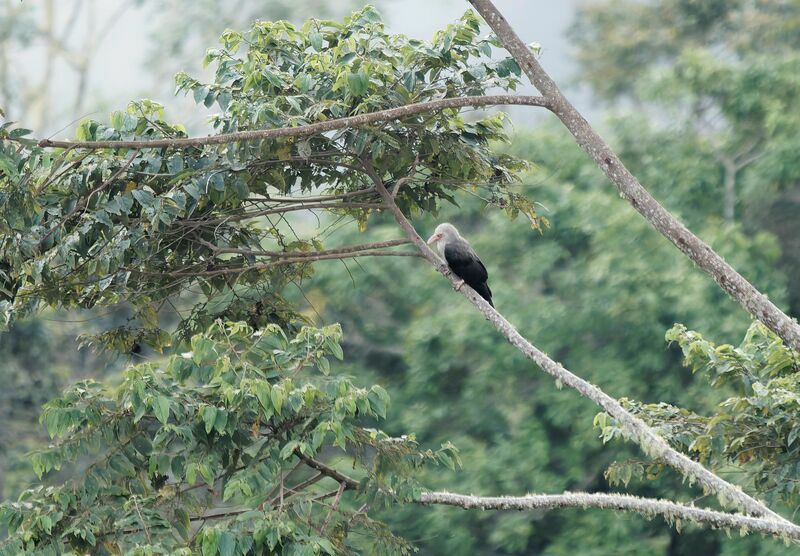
[[131, 435, 153, 456], [9, 127, 32, 139], [271, 385, 285, 414], [199, 462, 215, 487], [108, 454, 136, 478], [193, 86, 210, 105], [214, 408, 228, 434], [280, 440, 300, 460], [368, 385, 389, 418], [401, 71, 416, 92], [174, 507, 191, 541], [131, 188, 155, 208], [347, 70, 369, 97], [201, 528, 220, 556], [219, 531, 236, 556], [254, 382, 273, 416], [203, 405, 218, 434], [310, 31, 323, 51], [328, 339, 344, 361], [192, 337, 217, 363], [153, 395, 171, 424]]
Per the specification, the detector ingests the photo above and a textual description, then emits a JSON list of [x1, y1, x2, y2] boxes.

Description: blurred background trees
[[2, 1, 800, 554]]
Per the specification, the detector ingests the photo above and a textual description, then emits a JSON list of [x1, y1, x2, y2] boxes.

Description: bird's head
[[426, 222, 460, 246]]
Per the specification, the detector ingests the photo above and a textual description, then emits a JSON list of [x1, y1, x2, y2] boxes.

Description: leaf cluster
[[0, 7, 533, 355], [0, 321, 457, 554], [600, 322, 800, 511]]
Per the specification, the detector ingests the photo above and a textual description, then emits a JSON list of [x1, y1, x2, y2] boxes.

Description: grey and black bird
[[427, 223, 493, 307]]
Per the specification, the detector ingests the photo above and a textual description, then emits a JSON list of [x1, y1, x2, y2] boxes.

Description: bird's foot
[[453, 279, 465, 291]]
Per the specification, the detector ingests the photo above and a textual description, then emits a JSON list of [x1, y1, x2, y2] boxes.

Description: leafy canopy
[[0, 6, 529, 555], [0, 320, 458, 555], [0, 6, 533, 354]]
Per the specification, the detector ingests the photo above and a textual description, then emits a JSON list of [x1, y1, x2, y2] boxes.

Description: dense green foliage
[[0, 7, 531, 349], [0, 7, 529, 554], [0, 321, 459, 554], [603, 322, 800, 509]]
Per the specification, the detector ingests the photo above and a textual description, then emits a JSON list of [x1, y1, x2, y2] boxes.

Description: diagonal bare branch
[[364, 155, 796, 527], [467, 0, 800, 352]]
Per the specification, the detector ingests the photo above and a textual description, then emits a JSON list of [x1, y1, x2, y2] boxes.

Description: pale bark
[[420, 491, 800, 541], [467, 0, 800, 352], [365, 159, 795, 528], [300, 452, 800, 541]]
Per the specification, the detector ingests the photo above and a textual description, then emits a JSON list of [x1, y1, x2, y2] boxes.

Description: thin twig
[[131, 496, 152, 544], [126, 250, 423, 278], [201, 238, 412, 259], [322, 482, 347, 532]]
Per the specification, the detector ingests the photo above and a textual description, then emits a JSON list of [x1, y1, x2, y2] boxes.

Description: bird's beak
[[426, 232, 442, 245]]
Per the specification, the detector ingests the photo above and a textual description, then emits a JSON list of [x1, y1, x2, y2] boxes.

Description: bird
[[427, 222, 494, 307]]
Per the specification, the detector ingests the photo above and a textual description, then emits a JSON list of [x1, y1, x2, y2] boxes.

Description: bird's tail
[[475, 283, 494, 308]]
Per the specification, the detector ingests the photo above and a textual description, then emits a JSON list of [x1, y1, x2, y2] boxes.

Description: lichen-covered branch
[[467, 0, 800, 353], [366, 159, 795, 527], [36, 94, 549, 150], [420, 491, 800, 541]]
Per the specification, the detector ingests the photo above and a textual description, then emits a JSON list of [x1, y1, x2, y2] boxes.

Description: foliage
[[0, 320, 459, 554], [2, 3, 800, 555], [144, 0, 370, 87], [0, 320, 68, 500], [0, 6, 533, 354], [296, 128, 792, 554], [600, 322, 800, 512], [0, 7, 527, 554]]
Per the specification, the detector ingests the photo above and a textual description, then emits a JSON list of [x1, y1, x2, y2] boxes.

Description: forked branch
[[364, 157, 796, 528], [296, 451, 800, 540]]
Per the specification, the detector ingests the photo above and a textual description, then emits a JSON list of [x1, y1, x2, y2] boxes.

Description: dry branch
[[365, 158, 796, 528], [467, 0, 800, 352], [203, 238, 412, 259], [293, 450, 800, 541], [136, 249, 422, 278], [421, 491, 800, 541]]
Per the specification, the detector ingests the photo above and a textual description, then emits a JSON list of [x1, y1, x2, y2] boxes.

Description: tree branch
[[202, 238, 412, 259], [145, 249, 422, 278], [295, 451, 360, 490], [321, 482, 347, 533], [191, 202, 382, 227], [36, 95, 549, 150], [420, 491, 800, 541], [467, 0, 800, 352], [366, 157, 796, 527]]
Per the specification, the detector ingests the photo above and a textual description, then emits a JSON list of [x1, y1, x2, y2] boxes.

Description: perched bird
[[427, 222, 494, 307]]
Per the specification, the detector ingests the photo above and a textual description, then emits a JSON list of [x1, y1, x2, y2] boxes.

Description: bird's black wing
[[444, 241, 493, 306]]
